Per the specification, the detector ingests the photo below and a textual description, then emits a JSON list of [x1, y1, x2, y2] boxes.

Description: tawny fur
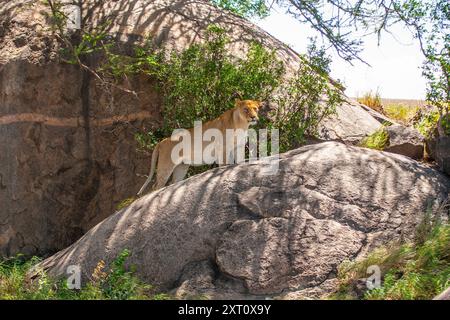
[[137, 100, 261, 196]]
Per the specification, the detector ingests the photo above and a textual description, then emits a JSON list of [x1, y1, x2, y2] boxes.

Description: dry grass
[[383, 104, 419, 124], [357, 91, 383, 113], [381, 98, 426, 108], [356, 92, 426, 125]]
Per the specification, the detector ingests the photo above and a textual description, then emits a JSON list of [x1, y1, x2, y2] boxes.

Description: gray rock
[[275, 279, 340, 300], [29, 142, 450, 299], [384, 125, 425, 160], [171, 260, 252, 299], [436, 136, 450, 176], [358, 102, 398, 126], [425, 133, 438, 161], [422, 114, 449, 175], [318, 100, 383, 144], [216, 213, 364, 295]]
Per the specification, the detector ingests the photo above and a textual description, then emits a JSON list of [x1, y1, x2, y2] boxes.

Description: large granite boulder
[[30, 142, 450, 299], [436, 136, 450, 176], [318, 99, 383, 144], [427, 115, 450, 176], [384, 125, 425, 160], [0, 0, 387, 256]]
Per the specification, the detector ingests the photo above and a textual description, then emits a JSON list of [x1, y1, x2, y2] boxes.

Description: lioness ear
[[235, 99, 242, 106]]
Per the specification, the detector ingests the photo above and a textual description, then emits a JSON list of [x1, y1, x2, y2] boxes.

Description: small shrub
[[414, 110, 450, 138], [359, 127, 389, 150], [0, 255, 42, 299], [267, 74, 341, 152], [0, 250, 167, 300], [331, 245, 414, 300], [415, 110, 440, 138], [99, 249, 150, 299], [364, 224, 450, 300]]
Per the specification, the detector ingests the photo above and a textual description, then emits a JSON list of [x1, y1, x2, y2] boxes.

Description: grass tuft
[[116, 197, 136, 211], [330, 203, 450, 300], [357, 90, 383, 113], [359, 127, 389, 150], [0, 250, 170, 300], [364, 224, 450, 300]]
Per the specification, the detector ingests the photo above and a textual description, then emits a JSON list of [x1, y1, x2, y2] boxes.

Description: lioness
[[137, 99, 261, 196]]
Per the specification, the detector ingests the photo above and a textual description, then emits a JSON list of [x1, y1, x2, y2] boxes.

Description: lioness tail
[[137, 143, 160, 196]]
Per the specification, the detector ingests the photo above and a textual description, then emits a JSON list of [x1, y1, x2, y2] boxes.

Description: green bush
[[365, 223, 450, 300], [46, 0, 341, 161], [266, 41, 342, 152], [211, 0, 270, 19], [415, 110, 450, 138], [156, 25, 284, 136], [122, 27, 339, 155]]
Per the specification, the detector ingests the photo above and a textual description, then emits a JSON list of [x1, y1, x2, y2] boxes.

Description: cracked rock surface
[[31, 142, 450, 299], [384, 125, 425, 160]]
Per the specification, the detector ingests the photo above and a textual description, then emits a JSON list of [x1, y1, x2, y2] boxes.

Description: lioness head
[[235, 99, 262, 125]]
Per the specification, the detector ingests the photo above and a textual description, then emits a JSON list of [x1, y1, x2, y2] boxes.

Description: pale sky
[[256, 9, 427, 100]]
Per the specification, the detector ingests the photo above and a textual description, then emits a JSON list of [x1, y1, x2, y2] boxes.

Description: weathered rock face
[[384, 125, 425, 160], [31, 142, 450, 299], [318, 99, 383, 144], [428, 115, 450, 176], [436, 136, 450, 176], [0, 0, 388, 257], [0, 1, 164, 256], [0, 60, 160, 256]]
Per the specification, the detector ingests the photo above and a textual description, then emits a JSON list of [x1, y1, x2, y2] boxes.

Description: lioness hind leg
[[152, 165, 174, 190], [172, 164, 190, 184]]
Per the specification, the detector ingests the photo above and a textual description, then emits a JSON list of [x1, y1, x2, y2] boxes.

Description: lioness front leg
[[153, 164, 175, 190], [218, 148, 234, 166], [227, 149, 235, 165]]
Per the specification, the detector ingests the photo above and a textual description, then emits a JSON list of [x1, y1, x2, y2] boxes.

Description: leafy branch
[[43, 0, 138, 98]]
